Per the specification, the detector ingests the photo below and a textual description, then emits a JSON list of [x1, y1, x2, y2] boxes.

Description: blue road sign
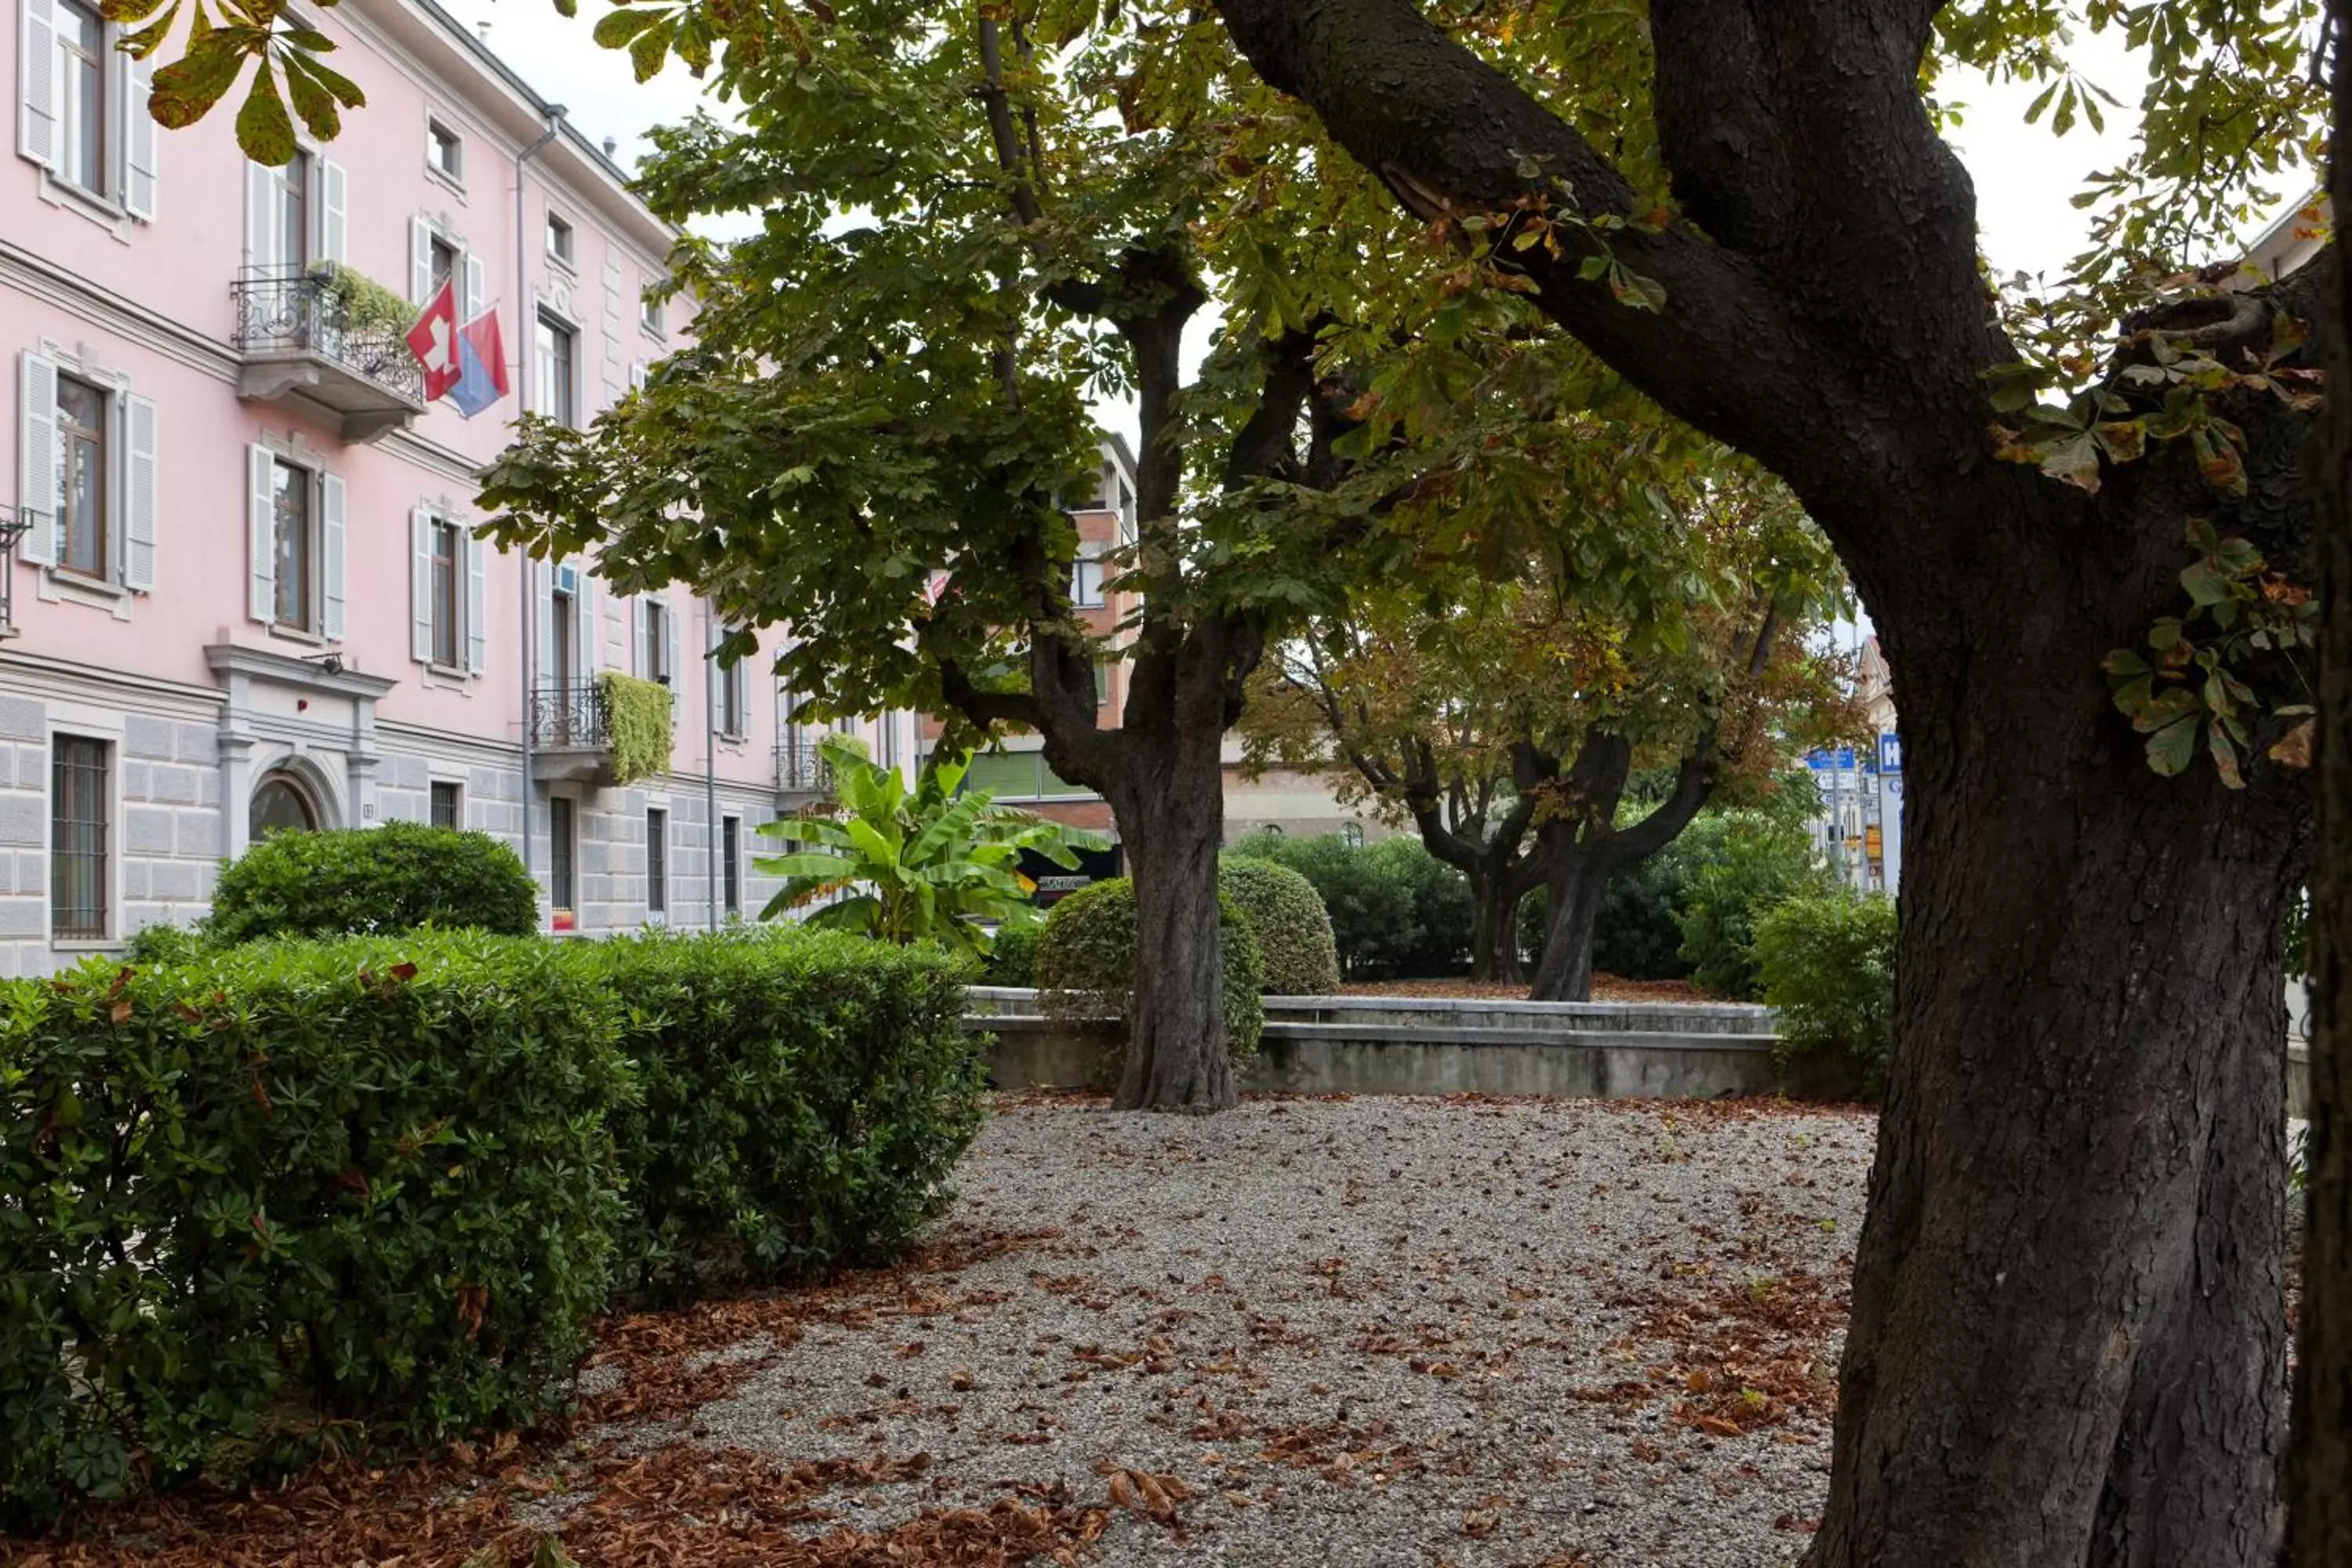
[[1878, 733, 1902, 774]]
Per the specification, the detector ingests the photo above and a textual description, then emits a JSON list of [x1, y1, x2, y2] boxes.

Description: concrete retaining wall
[[967, 989, 1780, 1100]]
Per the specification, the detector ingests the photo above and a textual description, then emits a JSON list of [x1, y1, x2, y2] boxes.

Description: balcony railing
[[0, 505, 34, 631], [776, 738, 833, 797], [231, 267, 426, 441], [531, 683, 612, 750]]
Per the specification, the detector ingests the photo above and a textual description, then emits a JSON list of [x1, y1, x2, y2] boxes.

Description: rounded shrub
[[1754, 891, 1897, 1101], [1033, 877, 1265, 1076], [1217, 858, 1340, 995], [983, 921, 1042, 987], [207, 821, 538, 945], [0, 934, 629, 1528]]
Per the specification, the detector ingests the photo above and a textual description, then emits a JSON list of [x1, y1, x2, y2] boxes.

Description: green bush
[[592, 927, 985, 1301], [1228, 832, 1470, 978], [983, 922, 1041, 986], [206, 822, 538, 945], [0, 935, 629, 1530], [1754, 891, 1898, 1101], [1033, 877, 1265, 1076], [121, 920, 209, 967], [1216, 858, 1341, 995], [1675, 814, 1835, 998]]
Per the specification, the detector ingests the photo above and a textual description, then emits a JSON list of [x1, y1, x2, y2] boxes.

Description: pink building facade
[[0, 0, 909, 970]]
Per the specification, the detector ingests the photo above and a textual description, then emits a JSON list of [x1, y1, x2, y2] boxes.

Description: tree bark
[[1103, 717, 1236, 1113], [1809, 631, 2304, 1568], [2287, 2, 2352, 1555], [1529, 843, 1609, 1002], [1467, 858, 1530, 985]]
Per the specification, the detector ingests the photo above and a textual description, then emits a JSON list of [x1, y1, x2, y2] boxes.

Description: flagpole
[[516, 105, 565, 927]]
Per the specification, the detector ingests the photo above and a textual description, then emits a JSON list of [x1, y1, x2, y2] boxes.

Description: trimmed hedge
[[1033, 877, 1265, 1076], [205, 822, 538, 945], [1675, 815, 1835, 999], [0, 927, 985, 1529], [593, 928, 985, 1301], [1227, 832, 1470, 978], [983, 923, 1041, 987], [1754, 891, 1897, 1102], [1215, 858, 1340, 995], [0, 935, 628, 1530]]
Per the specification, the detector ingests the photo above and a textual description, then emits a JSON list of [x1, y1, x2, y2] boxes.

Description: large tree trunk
[[1467, 861, 1528, 985], [1527, 843, 1607, 1002], [1104, 722, 1236, 1113], [2288, 5, 2352, 1554], [1808, 642, 2303, 1568]]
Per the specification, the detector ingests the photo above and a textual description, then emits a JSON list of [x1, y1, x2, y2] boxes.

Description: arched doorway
[[250, 770, 322, 839]]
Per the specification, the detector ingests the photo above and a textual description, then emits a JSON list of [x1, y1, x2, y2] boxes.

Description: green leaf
[[592, 6, 666, 47], [628, 17, 675, 81], [2179, 557, 2232, 607], [2143, 715, 2197, 776], [2034, 431, 2101, 492], [232, 59, 295, 165], [148, 34, 249, 131], [2206, 722, 2243, 789]]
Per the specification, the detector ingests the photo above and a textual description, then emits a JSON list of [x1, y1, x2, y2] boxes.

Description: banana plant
[[755, 734, 1105, 955]]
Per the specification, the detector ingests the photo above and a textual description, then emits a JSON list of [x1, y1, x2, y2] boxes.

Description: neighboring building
[[916, 436, 1374, 900], [0, 0, 910, 971]]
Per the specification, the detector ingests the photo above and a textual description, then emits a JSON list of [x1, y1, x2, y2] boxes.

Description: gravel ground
[[653, 1095, 1878, 1568]]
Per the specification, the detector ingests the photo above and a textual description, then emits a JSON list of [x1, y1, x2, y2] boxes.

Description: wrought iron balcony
[[0, 505, 34, 633], [775, 737, 833, 799], [529, 683, 613, 783], [231, 267, 426, 444]]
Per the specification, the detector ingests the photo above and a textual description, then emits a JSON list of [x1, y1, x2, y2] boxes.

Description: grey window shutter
[[466, 531, 487, 673], [20, 0, 56, 169], [664, 600, 680, 694], [244, 161, 274, 271], [18, 352, 59, 566], [318, 158, 347, 263], [319, 471, 347, 639], [410, 507, 434, 662], [708, 622, 725, 738], [122, 394, 156, 591], [246, 444, 276, 621], [632, 597, 648, 679], [535, 561, 554, 686], [122, 54, 156, 219], [464, 252, 485, 320], [410, 216, 433, 303]]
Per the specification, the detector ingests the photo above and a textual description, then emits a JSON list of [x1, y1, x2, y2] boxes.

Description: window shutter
[[535, 561, 554, 686], [319, 472, 346, 638], [318, 158, 347, 264], [17, 352, 59, 566], [246, 444, 276, 621], [582, 575, 600, 673], [708, 626, 724, 738], [409, 507, 433, 662], [663, 601, 680, 696], [410, 217, 433, 303], [464, 252, 485, 320], [19, 0, 56, 169], [632, 597, 648, 679], [466, 532, 487, 673], [122, 55, 156, 219], [243, 162, 274, 270], [122, 394, 156, 591], [630, 361, 649, 392]]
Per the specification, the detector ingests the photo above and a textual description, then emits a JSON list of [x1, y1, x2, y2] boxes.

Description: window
[[251, 771, 318, 837], [646, 808, 668, 916], [1072, 548, 1105, 608], [271, 457, 313, 630], [641, 291, 664, 336], [718, 658, 747, 737], [1093, 660, 1111, 708], [54, 376, 106, 580], [430, 780, 462, 830], [550, 796, 575, 912], [50, 735, 107, 940], [535, 312, 576, 426], [274, 149, 312, 272], [56, 0, 106, 197], [546, 212, 574, 266], [641, 599, 671, 686], [426, 519, 462, 666], [429, 235, 458, 297], [722, 815, 740, 917], [427, 119, 462, 182]]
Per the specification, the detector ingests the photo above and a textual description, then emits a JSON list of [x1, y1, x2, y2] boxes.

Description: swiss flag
[[405, 279, 462, 401]]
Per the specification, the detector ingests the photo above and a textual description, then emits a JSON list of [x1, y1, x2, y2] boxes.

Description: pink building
[[0, 0, 909, 969]]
